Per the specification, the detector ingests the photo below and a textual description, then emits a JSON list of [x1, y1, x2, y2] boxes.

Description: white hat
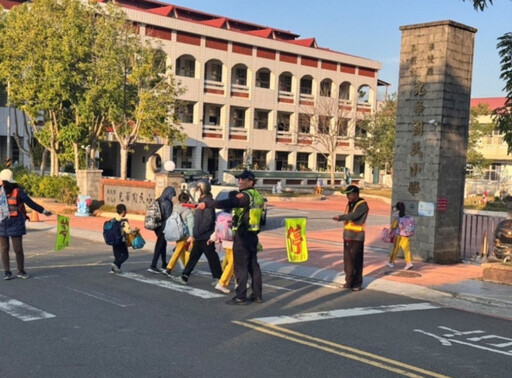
[[0, 169, 16, 183]]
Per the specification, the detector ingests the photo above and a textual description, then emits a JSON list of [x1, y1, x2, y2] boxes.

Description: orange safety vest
[[7, 188, 21, 217], [344, 199, 367, 232]]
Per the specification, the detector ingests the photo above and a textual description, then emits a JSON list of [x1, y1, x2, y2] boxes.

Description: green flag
[[55, 215, 70, 251], [285, 218, 308, 263]]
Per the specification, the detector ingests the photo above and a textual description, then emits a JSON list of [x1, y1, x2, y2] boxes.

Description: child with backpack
[[209, 210, 235, 294], [163, 192, 194, 276], [107, 204, 139, 274], [387, 201, 416, 270]]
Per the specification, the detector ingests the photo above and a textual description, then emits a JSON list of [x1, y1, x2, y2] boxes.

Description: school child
[[387, 202, 415, 270], [209, 211, 234, 294], [110, 204, 138, 274], [163, 192, 194, 276]]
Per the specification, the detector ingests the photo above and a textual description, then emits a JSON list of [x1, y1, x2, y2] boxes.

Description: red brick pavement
[[34, 195, 483, 288]]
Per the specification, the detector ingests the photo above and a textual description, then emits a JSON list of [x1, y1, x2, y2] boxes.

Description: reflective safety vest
[[232, 188, 264, 232], [343, 199, 366, 232], [7, 188, 20, 217]]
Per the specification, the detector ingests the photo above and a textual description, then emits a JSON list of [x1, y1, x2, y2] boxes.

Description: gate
[[460, 212, 506, 260]]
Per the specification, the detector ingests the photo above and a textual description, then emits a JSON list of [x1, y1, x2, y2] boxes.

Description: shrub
[[14, 172, 79, 205]]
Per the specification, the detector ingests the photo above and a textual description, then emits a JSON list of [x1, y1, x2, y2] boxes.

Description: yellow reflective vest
[[343, 199, 366, 232]]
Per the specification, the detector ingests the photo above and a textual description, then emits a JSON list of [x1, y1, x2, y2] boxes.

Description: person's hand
[[196, 202, 206, 210], [134, 227, 140, 232], [187, 236, 195, 243], [333, 216, 340, 221], [43, 210, 52, 216], [207, 239, 214, 245]]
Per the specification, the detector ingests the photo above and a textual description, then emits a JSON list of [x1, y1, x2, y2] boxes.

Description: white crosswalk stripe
[[0, 294, 56, 322]]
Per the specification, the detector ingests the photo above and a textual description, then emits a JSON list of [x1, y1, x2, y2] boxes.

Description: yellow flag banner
[[285, 218, 308, 263], [55, 215, 70, 251]]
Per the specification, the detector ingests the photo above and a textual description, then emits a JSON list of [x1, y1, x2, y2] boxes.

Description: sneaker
[[404, 263, 413, 270], [147, 267, 161, 274], [4, 271, 13, 280], [352, 287, 361, 292], [386, 262, 395, 268], [171, 275, 188, 285], [109, 268, 115, 274], [211, 279, 220, 287], [226, 297, 249, 306], [249, 295, 263, 303], [111, 263, 121, 274], [162, 269, 172, 277], [17, 270, 30, 279], [215, 283, 230, 294]]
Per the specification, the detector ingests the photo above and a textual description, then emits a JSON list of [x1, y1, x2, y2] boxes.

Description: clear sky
[[164, 0, 512, 98]]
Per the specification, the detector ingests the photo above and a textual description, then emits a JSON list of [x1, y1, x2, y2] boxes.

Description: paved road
[[1, 221, 511, 377]]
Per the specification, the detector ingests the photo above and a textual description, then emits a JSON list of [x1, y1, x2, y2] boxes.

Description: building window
[[176, 55, 195, 78], [256, 69, 270, 88], [228, 149, 245, 169], [297, 152, 310, 171], [275, 151, 289, 171], [279, 73, 292, 92], [299, 113, 311, 133], [178, 102, 194, 123], [233, 66, 247, 86], [204, 104, 222, 125], [300, 76, 312, 95], [252, 150, 267, 170], [319, 116, 331, 134], [173, 146, 193, 169], [337, 118, 349, 136], [320, 79, 332, 97], [355, 120, 367, 138], [231, 108, 245, 128], [317, 154, 327, 171], [277, 112, 291, 132], [255, 109, 269, 130], [339, 82, 351, 100], [205, 61, 222, 82]]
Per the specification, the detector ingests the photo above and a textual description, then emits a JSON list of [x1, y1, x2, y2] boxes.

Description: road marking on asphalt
[[251, 302, 440, 325], [234, 320, 448, 378], [65, 287, 134, 308], [0, 294, 56, 322], [120, 272, 224, 299]]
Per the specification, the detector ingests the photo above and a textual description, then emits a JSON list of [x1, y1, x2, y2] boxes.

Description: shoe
[[147, 267, 161, 274], [342, 283, 351, 289], [404, 263, 413, 270], [226, 297, 249, 305], [162, 269, 172, 277], [249, 295, 263, 303], [111, 263, 121, 274], [17, 270, 29, 279], [386, 262, 395, 268], [171, 275, 188, 285], [215, 283, 230, 294], [211, 278, 220, 287], [160, 268, 167, 273], [109, 268, 115, 274], [352, 287, 361, 292], [4, 271, 13, 280]]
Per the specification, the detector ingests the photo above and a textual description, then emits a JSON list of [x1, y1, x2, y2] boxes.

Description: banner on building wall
[[285, 218, 308, 263], [55, 215, 70, 251]]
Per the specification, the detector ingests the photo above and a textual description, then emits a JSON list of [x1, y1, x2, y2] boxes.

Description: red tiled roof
[[471, 97, 507, 110], [199, 17, 227, 28], [245, 28, 274, 38], [286, 38, 317, 48], [146, 5, 174, 17]]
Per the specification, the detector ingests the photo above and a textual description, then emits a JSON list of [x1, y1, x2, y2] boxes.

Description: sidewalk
[[31, 195, 512, 320]]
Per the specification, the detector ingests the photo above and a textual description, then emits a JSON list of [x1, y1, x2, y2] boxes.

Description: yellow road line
[[233, 320, 449, 378]]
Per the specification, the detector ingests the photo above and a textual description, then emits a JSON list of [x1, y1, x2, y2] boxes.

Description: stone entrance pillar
[[393, 21, 476, 263]]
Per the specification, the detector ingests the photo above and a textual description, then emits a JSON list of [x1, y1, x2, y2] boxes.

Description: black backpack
[[103, 219, 123, 246]]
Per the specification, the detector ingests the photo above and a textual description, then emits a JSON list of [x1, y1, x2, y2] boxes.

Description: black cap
[[235, 169, 256, 181], [341, 185, 359, 194]]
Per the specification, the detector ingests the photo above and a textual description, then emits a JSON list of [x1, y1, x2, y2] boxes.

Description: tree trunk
[[120, 146, 128, 179], [50, 149, 59, 176], [329, 153, 336, 188], [73, 142, 80, 172], [40, 149, 48, 176]]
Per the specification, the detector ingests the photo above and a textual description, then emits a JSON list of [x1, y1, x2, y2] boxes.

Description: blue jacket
[[0, 187, 45, 237], [155, 186, 176, 235]]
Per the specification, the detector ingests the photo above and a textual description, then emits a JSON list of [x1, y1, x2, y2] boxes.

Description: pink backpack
[[215, 212, 234, 241]]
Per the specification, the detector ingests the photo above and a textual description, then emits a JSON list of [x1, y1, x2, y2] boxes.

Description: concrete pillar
[[154, 172, 185, 199], [76, 169, 103, 200], [393, 21, 476, 263]]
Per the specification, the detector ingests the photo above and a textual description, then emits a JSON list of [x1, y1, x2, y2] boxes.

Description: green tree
[[0, 0, 96, 175], [355, 96, 397, 174], [467, 103, 494, 175], [466, 0, 512, 152]]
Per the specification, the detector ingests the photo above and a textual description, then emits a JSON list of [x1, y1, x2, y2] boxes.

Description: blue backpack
[[103, 219, 124, 246]]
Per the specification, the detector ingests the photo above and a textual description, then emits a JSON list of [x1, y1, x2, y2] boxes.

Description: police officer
[[333, 185, 369, 291], [198, 170, 263, 305]]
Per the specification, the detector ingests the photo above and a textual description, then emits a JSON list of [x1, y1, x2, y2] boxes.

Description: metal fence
[[460, 212, 506, 260]]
